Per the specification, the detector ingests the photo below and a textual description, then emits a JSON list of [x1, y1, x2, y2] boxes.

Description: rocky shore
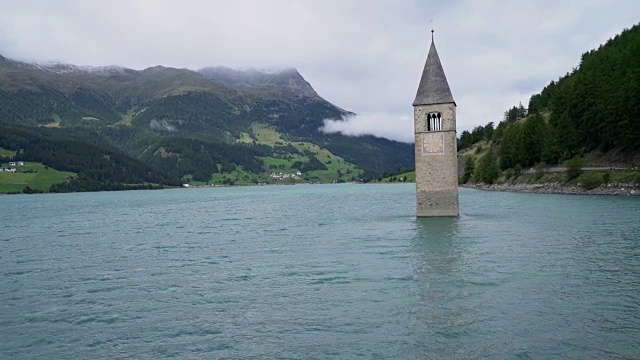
[[464, 182, 639, 196]]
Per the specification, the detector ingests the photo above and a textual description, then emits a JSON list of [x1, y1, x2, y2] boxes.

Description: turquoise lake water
[[1, 184, 639, 359]]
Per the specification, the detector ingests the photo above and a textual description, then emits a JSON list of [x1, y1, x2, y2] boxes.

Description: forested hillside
[[458, 23, 640, 184], [528, 23, 640, 151], [0, 56, 414, 192]]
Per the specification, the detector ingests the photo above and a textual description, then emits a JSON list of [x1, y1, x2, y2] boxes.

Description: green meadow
[[0, 162, 75, 194], [0, 147, 16, 157]]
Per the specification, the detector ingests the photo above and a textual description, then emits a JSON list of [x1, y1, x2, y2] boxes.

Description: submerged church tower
[[413, 31, 459, 217]]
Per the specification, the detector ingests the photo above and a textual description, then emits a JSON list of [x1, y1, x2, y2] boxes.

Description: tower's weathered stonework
[[413, 36, 459, 217]]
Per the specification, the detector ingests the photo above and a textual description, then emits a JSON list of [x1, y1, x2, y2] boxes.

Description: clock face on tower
[[422, 132, 444, 155]]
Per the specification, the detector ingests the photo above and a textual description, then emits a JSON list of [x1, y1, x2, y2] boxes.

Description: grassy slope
[[251, 123, 283, 145], [380, 170, 415, 183], [0, 147, 16, 157], [458, 140, 490, 163], [208, 167, 260, 186], [201, 123, 363, 185], [296, 142, 362, 183], [0, 162, 75, 193]]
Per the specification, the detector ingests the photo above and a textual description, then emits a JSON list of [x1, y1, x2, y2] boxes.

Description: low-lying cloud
[[320, 113, 414, 143]]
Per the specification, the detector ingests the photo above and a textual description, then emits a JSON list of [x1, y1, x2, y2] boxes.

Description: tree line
[[527, 23, 640, 151], [0, 124, 274, 191], [460, 23, 640, 184]]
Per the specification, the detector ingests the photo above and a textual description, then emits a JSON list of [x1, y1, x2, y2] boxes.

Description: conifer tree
[[461, 156, 475, 184], [474, 148, 500, 184]]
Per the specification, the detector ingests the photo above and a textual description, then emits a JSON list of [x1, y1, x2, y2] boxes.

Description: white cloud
[[320, 113, 414, 143]]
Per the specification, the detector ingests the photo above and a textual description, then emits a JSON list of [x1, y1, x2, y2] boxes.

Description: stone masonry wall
[[414, 103, 459, 217]]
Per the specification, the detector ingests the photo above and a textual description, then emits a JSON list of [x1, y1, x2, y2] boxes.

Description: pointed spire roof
[[413, 37, 455, 107]]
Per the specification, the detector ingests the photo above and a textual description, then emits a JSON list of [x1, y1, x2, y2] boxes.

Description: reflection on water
[[412, 217, 463, 275], [409, 216, 480, 356], [414, 217, 461, 240]]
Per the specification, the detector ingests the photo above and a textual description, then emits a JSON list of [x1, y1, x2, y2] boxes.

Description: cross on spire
[[430, 19, 434, 42]]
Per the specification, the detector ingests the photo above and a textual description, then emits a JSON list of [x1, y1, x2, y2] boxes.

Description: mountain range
[[0, 55, 414, 191]]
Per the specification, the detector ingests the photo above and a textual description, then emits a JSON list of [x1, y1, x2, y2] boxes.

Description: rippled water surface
[[1, 184, 639, 359]]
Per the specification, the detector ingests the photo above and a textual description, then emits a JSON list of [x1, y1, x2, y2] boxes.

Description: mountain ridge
[[0, 53, 414, 192], [0, 54, 326, 99]]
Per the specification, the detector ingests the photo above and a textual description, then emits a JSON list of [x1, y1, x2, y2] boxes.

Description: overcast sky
[[0, 0, 638, 142]]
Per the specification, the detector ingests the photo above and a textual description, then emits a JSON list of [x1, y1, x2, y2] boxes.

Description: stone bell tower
[[413, 31, 458, 217]]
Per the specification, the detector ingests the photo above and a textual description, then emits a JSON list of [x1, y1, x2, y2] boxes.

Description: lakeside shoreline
[[462, 182, 639, 196], [0, 181, 364, 195]]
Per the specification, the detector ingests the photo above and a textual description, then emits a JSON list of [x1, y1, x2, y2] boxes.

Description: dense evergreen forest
[[459, 23, 640, 183], [0, 124, 178, 188]]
